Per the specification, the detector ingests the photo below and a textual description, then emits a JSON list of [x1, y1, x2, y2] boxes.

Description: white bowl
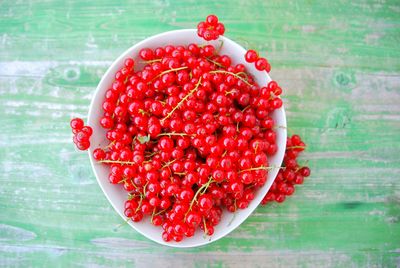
[[87, 29, 287, 248]]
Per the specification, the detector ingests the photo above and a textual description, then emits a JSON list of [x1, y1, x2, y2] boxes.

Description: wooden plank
[[1, 0, 399, 267]]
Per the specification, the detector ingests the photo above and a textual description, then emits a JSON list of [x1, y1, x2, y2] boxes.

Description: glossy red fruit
[[255, 58, 268, 71], [245, 50, 258, 63], [70, 118, 84, 130], [93, 148, 106, 160]]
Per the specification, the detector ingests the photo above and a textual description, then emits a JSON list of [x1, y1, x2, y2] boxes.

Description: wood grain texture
[[1, 0, 399, 267]]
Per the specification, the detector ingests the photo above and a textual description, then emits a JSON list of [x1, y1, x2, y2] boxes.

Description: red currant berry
[[206, 14, 218, 26], [245, 50, 258, 63], [93, 148, 106, 160], [139, 48, 154, 61], [70, 118, 84, 130], [255, 58, 268, 71]]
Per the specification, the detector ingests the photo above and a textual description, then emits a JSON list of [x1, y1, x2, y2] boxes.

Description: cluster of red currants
[[69, 14, 311, 243], [197, 14, 225, 41], [91, 38, 284, 241], [261, 135, 310, 205], [245, 49, 271, 72], [70, 118, 93, 150]]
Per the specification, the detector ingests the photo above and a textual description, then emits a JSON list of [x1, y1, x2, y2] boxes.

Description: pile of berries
[[197, 14, 225, 41], [70, 118, 93, 150], [261, 135, 310, 205], [70, 14, 310, 242]]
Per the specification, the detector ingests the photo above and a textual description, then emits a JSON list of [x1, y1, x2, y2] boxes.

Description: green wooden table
[[1, 0, 399, 267]]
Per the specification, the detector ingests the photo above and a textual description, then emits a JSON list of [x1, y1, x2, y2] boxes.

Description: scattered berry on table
[[70, 117, 92, 150], [261, 135, 310, 205]]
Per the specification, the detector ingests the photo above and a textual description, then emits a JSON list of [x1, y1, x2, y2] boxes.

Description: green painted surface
[[1, 0, 399, 267]]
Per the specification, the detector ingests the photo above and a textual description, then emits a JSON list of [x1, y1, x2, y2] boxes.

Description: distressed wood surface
[[1, 0, 400, 267]]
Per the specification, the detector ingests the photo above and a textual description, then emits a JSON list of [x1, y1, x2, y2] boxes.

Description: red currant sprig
[[70, 117, 92, 150], [261, 135, 311, 205], [245, 49, 271, 72], [197, 14, 225, 41]]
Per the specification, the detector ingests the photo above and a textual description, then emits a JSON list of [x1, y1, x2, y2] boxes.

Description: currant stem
[[185, 177, 214, 220], [209, 70, 252, 86], [200, 179, 213, 194], [161, 77, 202, 122], [274, 125, 287, 129], [238, 166, 279, 173], [295, 160, 310, 172], [130, 180, 139, 190], [155, 208, 167, 216], [138, 109, 150, 116], [216, 40, 224, 54], [151, 66, 189, 82], [254, 142, 259, 153], [118, 177, 129, 184], [205, 57, 224, 68], [202, 217, 208, 238], [225, 90, 235, 96], [128, 193, 141, 200], [157, 132, 189, 137], [236, 71, 249, 78], [286, 146, 306, 150], [142, 181, 149, 198], [135, 184, 147, 214], [99, 160, 145, 165], [145, 151, 158, 158], [242, 105, 250, 112], [113, 217, 131, 232], [103, 140, 115, 150], [135, 195, 144, 213], [272, 125, 295, 135], [161, 159, 176, 169], [141, 59, 162, 64], [151, 207, 156, 223]]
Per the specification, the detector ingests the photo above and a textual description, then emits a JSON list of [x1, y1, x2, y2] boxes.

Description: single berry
[[255, 58, 269, 71], [245, 50, 258, 63], [70, 118, 84, 130]]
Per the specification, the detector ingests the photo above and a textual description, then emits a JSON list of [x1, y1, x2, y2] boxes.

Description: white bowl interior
[[87, 29, 287, 248]]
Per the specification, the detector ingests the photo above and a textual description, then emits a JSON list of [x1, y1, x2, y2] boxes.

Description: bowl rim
[[87, 29, 287, 248]]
